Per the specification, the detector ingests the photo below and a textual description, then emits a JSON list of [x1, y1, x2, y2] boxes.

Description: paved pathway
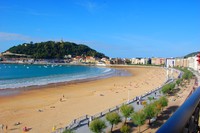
[[188, 68, 200, 85], [73, 82, 169, 133], [53, 69, 181, 133], [52, 79, 174, 133]]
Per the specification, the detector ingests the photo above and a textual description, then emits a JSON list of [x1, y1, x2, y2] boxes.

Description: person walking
[[52, 125, 56, 132], [5, 125, 8, 131], [0, 124, 4, 130]]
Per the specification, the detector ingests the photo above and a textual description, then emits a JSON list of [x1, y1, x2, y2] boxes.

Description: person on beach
[[0, 124, 4, 130], [137, 99, 139, 105], [52, 125, 56, 131], [23, 126, 30, 132], [14, 122, 21, 126], [88, 117, 92, 126]]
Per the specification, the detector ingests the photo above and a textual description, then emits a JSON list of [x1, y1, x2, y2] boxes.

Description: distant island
[[6, 41, 108, 59], [0, 42, 199, 69]]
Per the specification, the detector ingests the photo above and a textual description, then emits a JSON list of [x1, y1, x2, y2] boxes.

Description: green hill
[[184, 51, 199, 58], [6, 41, 108, 59]]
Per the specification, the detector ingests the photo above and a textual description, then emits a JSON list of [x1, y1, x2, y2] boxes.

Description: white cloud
[[0, 32, 32, 41]]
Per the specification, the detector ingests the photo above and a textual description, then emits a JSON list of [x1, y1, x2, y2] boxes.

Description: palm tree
[[106, 112, 121, 132], [132, 110, 146, 133], [120, 104, 134, 124], [89, 119, 106, 133]]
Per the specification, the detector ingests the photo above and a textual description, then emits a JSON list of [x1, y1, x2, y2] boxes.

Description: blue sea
[[0, 64, 126, 89]]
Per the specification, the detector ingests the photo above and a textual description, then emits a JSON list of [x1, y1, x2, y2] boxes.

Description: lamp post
[[166, 68, 169, 80], [171, 68, 174, 80], [127, 89, 130, 103]]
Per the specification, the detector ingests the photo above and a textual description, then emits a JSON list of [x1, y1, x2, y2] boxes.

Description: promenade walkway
[[53, 68, 180, 133], [188, 68, 200, 85], [54, 78, 173, 133], [74, 87, 164, 133], [156, 69, 200, 133]]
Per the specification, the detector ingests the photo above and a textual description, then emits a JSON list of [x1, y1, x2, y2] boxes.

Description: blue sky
[[0, 0, 199, 58]]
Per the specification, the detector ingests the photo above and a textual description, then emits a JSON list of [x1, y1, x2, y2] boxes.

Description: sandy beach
[[0, 66, 176, 133]]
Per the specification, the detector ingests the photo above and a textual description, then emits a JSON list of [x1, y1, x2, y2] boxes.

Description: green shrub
[[148, 97, 154, 102], [89, 119, 106, 133], [153, 101, 162, 116], [63, 129, 74, 133], [158, 96, 168, 111], [132, 111, 146, 133], [161, 83, 175, 94], [144, 103, 156, 124], [120, 125, 131, 133], [120, 104, 134, 124], [106, 112, 121, 132], [176, 79, 182, 86]]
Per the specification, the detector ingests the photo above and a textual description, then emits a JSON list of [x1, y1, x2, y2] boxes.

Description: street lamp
[[171, 68, 174, 80], [127, 89, 131, 103], [166, 68, 169, 80]]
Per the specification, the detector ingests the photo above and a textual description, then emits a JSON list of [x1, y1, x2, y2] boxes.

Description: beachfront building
[[64, 54, 72, 59], [175, 58, 188, 68], [141, 58, 149, 64], [174, 54, 199, 73], [196, 62, 200, 74], [71, 56, 83, 64], [173, 55, 199, 72], [130, 58, 150, 65], [135, 58, 142, 64], [2, 51, 30, 58], [101, 58, 110, 65], [1, 51, 34, 63], [166, 58, 175, 68], [197, 53, 200, 73], [151, 58, 165, 66], [131, 58, 143, 64], [110, 58, 125, 64], [85, 56, 96, 64], [34, 59, 49, 64], [187, 56, 199, 71], [124, 58, 131, 64]]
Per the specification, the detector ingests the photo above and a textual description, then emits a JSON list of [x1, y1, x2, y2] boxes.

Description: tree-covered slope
[[7, 41, 107, 59], [184, 51, 199, 58]]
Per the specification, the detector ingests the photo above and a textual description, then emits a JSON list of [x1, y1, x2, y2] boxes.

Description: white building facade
[[166, 58, 175, 68]]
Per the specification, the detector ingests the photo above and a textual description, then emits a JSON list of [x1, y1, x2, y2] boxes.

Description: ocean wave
[[0, 65, 120, 89]]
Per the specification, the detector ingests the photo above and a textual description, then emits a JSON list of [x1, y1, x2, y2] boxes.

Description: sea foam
[[0, 64, 121, 89]]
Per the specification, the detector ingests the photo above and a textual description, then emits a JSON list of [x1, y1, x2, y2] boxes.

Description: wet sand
[[0, 66, 175, 133]]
